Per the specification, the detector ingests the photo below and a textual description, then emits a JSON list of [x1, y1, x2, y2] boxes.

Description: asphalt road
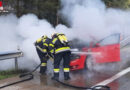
[[0, 66, 130, 90]]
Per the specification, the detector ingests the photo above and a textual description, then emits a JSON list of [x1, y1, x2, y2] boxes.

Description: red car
[[70, 34, 120, 71]]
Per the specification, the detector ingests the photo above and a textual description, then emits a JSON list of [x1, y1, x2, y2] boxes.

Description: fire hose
[[0, 63, 110, 90], [20, 63, 110, 90]]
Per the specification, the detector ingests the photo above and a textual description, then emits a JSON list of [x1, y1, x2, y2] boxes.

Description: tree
[[102, 0, 130, 9], [16, 0, 60, 26], [37, 0, 60, 26]]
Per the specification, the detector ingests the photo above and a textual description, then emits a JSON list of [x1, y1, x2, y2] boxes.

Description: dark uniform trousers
[[53, 51, 71, 79], [36, 48, 48, 74]]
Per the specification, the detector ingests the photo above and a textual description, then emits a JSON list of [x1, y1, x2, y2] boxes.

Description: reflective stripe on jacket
[[35, 37, 51, 53], [55, 47, 70, 54], [51, 34, 70, 54]]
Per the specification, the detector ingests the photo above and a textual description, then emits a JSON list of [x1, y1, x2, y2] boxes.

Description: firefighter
[[34, 35, 52, 74], [50, 33, 71, 80]]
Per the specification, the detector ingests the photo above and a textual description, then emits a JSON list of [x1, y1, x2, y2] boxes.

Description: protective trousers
[[53, 51, 71, 80], [36, 48, 48, 74]]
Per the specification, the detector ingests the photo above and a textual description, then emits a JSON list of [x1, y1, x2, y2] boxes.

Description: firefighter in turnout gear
[[34, 35, 52, 74], [50, 33, 71, 80]]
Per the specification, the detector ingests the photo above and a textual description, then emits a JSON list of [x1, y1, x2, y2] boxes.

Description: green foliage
[[19, 0, 130, 26], [5, 0, 130, 26], [2, 0, 130, 26], [0, 69, 26, 80], [18, 0, 60, 26], [18, 0, 39, 16], [102, 0, 130, 9], [37, 0, 59, 26]]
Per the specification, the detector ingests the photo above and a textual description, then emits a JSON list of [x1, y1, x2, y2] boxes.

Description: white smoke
[[60, 0, 130, 41], [0, 14, 56, 70], [0, 14, 19, 70], [0, 0, 130, 71], [17, 14, 56, 70]]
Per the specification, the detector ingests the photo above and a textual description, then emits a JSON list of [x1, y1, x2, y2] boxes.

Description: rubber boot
[[40, 66, 46, 75], [51, 73, 59, 80], [64, 72, 70, 80]]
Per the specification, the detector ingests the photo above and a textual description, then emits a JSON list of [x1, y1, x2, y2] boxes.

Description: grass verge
[[0, 69, 26, 80]]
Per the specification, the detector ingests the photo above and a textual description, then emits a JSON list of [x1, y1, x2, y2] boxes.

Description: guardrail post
[[15, 57, 18, 70]]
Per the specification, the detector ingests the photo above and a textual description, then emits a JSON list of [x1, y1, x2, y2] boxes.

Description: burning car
[[70, 33, 120, 71]]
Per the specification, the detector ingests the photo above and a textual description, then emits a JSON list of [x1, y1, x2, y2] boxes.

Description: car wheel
[[85, 56, 95, 71]]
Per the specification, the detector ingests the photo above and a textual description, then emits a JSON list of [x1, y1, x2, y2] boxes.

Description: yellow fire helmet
[[42, 35, 48, 39]]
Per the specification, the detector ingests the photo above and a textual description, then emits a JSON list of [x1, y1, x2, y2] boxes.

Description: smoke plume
[[0, 0, 130, 72], [60, 0, 130, 41], [0, 14, 55, 70]]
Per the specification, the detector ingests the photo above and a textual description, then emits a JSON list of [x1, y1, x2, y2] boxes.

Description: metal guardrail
[[120, 36, 130, 48], [0, 51, 23, 70]]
